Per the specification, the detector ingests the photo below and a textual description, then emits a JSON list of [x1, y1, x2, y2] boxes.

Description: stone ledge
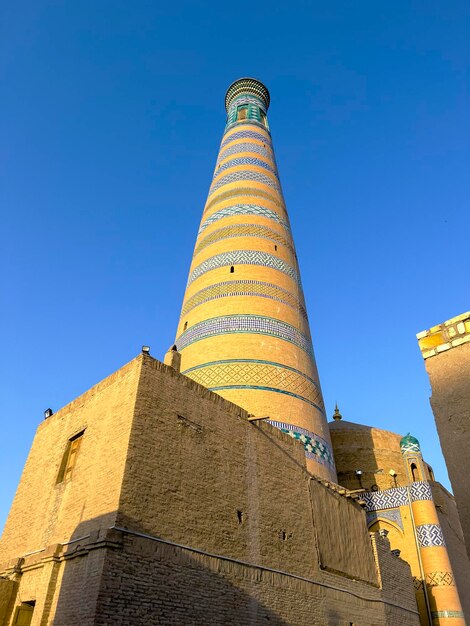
[[417, 312, 470, 359]]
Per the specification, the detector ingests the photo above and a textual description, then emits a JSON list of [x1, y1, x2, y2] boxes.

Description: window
[[230, 266, 235, 273], [14, 602, 35, 626], [237, 106, 248, 121], [410, 463, 419, 482], [57, 430, 85, 483], [184, 321, 188, 330], [260, 111, 268, 128]]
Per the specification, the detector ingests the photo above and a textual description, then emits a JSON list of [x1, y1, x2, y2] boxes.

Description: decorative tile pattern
[[366, 508, 404, 531], [221, 130, 272, 149], [194, 223, 293, 256], [266, 420, 334, 468], [410, 481, 433, 502], [182, 359, 324, 412], [187, 250, 300, 286], [209, 170, 282, 196], [204, 189, 286, 214], [431, 610, 464, 619], [228, 94, 266, 108], [181, 280, 307, 319], [199, 205, 289, 234], [426, 571, 455, 587], [176, 315, 314, 357], [361, 487, 408, 512], [416, 524, 446, 548], [217, 142, 274, 163], [213, 156, 278, 179]]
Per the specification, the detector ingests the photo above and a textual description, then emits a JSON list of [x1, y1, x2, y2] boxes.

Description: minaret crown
[[400, 432, 421, 454], [224, 78, 270, 129], [225, 78, 270, 112]]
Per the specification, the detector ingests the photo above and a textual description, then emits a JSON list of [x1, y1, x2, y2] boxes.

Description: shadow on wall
[[49, 515, 291, 626]]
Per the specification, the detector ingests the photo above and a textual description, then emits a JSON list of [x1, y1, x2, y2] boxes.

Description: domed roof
[[400, 433, 421, 454]]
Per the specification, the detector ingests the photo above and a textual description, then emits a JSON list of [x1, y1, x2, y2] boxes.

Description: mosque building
[[0, 78, 468, 626]]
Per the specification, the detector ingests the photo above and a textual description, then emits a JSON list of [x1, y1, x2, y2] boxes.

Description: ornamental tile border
[[410, 481, 433, 502], [187, 250, 300, 287], [221, 129, 272, 149], [209, 170, 282, 196], [366, 508, 404, 531], [426, 571, 455, 587], [266, 420, 334, 468], [431, 610, 464, 619], [416, 524, 446, 548], [175, 315, 314, 358], [199, 205, 290, 234], [361, 487, 408, 512], [217, 142, 274, 164], [213, 156, 278, 179], [181, 280, 307, 319]]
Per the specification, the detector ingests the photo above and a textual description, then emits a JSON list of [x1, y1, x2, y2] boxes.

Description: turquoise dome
[[400, 433, 421, 454]]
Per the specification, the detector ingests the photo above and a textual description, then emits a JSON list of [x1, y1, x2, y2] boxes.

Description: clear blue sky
[[2, 1, 469, 532]]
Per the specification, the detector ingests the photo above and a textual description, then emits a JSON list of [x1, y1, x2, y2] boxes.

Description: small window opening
[[410, 463, 419, 482], [236, 510, 245, 524], [274, 245, 277, 251], [278, 530, 292, 541], [14, 601, 35, 626], [230, 266, 234, 273], [237, 106, 248, 121], [260, 111, 268, 127], [183, 321, 188, 331], [57, 430, 85, 484]]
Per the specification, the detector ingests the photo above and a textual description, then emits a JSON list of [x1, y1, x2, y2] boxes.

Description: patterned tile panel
[[227, 95, 267, 115], [366, 508, 404, 531], [213, 156, 278, 179], [180, 280, 307, 319], [361, 487, 409, 512], [431, 611, 464, 619], [199, 205, 290, 234], [416, 524, 446, 548], [221, 130, 272, 149], [175, 315, 314, 357], [187, 250, 300, 286], [266, 420, 334, 468], [426, 572, 455, 587], [204, 189, 286, 213], [410, 481, 433, 502], [182, 359, 324, 412], [217, 142, 274, 163], [209, 170, 282, 196], [194, 223, 294, 256]]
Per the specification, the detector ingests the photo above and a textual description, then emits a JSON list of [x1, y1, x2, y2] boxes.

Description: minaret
[[172, 78, 336, 481], [400, 434, 465, 625]]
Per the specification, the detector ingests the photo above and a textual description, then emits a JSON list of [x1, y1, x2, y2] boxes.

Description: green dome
[[400, 433, 421, 454]]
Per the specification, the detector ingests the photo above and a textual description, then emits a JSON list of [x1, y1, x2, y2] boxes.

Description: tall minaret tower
[[171, 78, 336, 481]]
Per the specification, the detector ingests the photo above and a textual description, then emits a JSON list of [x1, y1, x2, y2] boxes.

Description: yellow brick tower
[[171, 78, 336, 481], [400, 434, 465, 625]]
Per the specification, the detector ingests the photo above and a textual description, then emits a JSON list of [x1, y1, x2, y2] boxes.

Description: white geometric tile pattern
[[416, 524, 446, 548], [209, 170, 282, 196], [187, 250, 300, 286], [361, 487, 409, 512], [410, 481, 433, 502], [199, 205, 290, 234]]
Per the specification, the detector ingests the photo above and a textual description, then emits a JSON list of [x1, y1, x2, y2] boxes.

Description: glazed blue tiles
[[266, 420, 335, 468], [176, 314, 314, 357], [199, 205, 290, 234], [187, 250, 300, 286], [213, 157, 278, 179], [416, 524, 446, 548], [209, 170, 282, 196]]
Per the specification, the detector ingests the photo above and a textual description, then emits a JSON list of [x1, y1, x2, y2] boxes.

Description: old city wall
[[0, 355, 420, 625], [425, 341, 470, 559], [431, 482, 470, 619], [0, 356, 143, 565]]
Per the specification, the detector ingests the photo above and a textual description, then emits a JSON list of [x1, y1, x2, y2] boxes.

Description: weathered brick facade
[[0, 355, 420, 625]]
